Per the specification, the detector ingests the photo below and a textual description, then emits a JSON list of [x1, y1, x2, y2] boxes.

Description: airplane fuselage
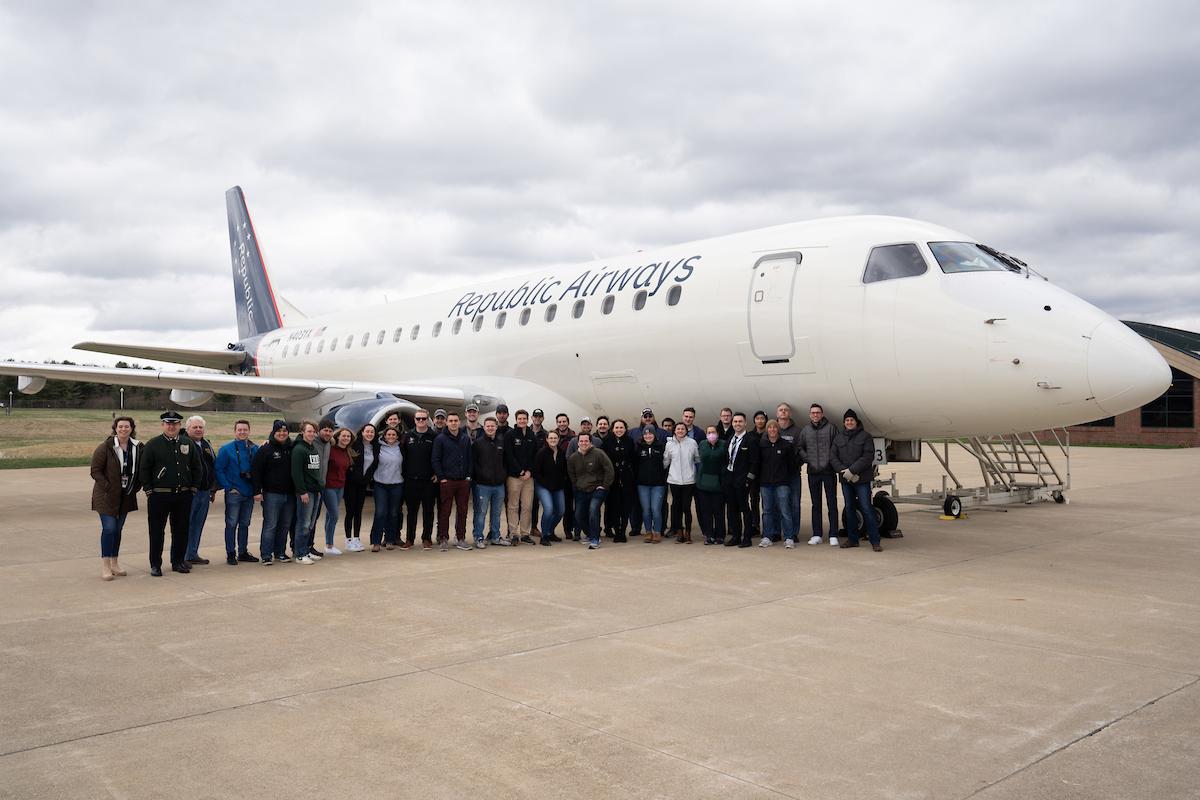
[[252, 215, 1169, 439]]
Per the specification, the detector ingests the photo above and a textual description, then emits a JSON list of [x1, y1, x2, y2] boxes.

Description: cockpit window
[[863, 243, 927, 284], [929, 241, 1022, 274]]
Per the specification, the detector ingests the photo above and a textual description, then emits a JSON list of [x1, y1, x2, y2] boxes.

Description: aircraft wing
[[0, 361, 468, 407], [73, 341, 249, 371]]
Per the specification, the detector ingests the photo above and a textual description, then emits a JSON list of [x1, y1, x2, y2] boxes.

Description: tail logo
[[235, 221, 257, 320]]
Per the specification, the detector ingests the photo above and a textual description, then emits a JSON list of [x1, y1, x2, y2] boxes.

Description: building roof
[[1123, 321, 1200, 380]]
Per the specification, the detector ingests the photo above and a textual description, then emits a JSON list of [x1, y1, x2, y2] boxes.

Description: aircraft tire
[[873, 493, 899, 534], [943, 495, 962, 518]]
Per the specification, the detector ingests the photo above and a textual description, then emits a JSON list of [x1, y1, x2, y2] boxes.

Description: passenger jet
[[0, 186, 1171, 462]]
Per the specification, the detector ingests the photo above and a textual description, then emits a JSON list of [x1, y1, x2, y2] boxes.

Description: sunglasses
[[414, 416, 428, 421]]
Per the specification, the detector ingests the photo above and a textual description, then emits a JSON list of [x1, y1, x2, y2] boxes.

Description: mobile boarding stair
[[850, 429, 1071, 537]]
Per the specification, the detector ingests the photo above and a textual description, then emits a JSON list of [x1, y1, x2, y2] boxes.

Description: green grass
[[0, 408, 282, 468], [0, 456, 91, 470]]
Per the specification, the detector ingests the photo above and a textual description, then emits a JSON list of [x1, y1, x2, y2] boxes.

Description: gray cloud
[[1, 2, 1198, 364]]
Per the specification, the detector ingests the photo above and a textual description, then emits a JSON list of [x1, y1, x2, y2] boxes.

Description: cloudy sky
[[2, 2, 1197, 364]]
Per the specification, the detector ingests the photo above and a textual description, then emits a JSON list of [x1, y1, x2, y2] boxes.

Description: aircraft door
[[748, 252, 802, 362]]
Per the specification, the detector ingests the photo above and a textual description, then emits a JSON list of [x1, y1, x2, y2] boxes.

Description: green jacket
[[139, 434, 203, 491], [696, 441, 727, 493], [291, 438, 324, 494]]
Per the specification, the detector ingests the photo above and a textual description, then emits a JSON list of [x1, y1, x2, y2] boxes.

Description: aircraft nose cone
[[1087, 321, 1172, 415]]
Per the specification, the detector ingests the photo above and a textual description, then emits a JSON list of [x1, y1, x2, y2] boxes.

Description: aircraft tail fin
[[226, 186, 284, 340]]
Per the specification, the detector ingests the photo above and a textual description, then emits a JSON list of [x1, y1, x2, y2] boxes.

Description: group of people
[[88, 402, 885, 580]]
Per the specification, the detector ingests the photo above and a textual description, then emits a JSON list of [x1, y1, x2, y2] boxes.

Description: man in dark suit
[[721, 412, 760, 548]]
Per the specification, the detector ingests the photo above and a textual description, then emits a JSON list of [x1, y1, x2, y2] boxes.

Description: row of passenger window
[[272, 283, 684, 359]]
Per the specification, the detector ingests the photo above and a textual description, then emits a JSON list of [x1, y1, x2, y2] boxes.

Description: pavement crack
[[958, 676, 1200, 799]]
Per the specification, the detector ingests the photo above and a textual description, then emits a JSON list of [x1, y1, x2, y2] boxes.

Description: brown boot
[[110, 557, 127, 577], [683, 531, 693, 544]]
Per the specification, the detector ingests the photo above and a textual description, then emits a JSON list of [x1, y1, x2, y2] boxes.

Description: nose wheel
[[942, 495, 963, 518]]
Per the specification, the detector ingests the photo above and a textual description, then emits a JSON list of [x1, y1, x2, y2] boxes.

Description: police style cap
[[434, 409, 447, 418], [161, 410, 183, 423]]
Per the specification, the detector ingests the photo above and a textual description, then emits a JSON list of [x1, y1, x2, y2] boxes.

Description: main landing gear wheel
[[1052, 491, 1066, 504], [943, 495, 963, 518], [873, 491, 900, 536], [843, 506, 867, 537]]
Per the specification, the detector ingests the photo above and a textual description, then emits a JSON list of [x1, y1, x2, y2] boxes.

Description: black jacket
[[722, 431, 760, 484], [432, 429, 472, 481], [831, 426, 875, 485], [347, 439, 378, 486], [601, 433, 637, 485], [401, 428, 437, 480], [758, 435, 797, 486], [472, 433, 507, 486], [504, 426, 539, 477], [192, 437, 217, 492], [635, 439, 667, 486], [532, 445, 568, 491], [252, 439, 293, 495]]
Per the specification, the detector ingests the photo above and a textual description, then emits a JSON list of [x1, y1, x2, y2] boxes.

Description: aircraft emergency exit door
[[748, 251, 801, 362]]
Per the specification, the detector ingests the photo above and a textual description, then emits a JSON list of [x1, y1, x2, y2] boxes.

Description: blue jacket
[[432, 429, 473, 481], [215, 439, 259, 495]]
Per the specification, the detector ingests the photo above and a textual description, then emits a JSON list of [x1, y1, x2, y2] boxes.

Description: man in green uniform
[[140, 410, 203, 576]]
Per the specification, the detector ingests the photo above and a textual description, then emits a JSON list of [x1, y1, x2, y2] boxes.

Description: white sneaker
[[296, 555, 314, 565], [475, 539, 486, 549], [352, 539, 364, 551], [758, 537, 772, 548], [785, 539, 795, 549], [325, 546, 342, 556], [808, 536, 822, 545], [829, 536, 839, 547]]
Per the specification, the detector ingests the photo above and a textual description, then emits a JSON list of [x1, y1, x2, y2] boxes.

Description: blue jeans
[[185, 490, 212, 559], [807, 472, 838, 539], [841, 481, 881, 546], [223, 491, 254, 555], [99, 512, 127, 557], [371, 482, 404, 545], [760, 484, 795, 540], [574, 487, 607, 543], [636, 484, 666, 534], [322, 487, 343, 547], [788, 474, 803, 539], [294, 491, 320, 555], [260, 492, 294, 559], [534, 484, 565, 537], [473, 483, 505, 541]]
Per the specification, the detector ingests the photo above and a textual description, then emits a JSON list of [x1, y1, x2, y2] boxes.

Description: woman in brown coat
[[90, 416, 143, 580]]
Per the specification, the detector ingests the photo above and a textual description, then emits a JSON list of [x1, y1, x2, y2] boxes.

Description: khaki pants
[[505, 476, 534, 539]]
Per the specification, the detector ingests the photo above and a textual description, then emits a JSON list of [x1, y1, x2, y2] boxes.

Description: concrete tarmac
[[1, 446, 1197, 799]]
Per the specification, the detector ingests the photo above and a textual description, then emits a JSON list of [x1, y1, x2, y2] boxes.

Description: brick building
[[1068, 321, 1199, 447]]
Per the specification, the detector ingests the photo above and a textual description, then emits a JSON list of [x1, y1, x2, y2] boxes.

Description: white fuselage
[[254, 215, 1169, 439]]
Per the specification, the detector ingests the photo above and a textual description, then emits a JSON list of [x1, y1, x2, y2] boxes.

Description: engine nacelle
[[327, 396, 422, 432], [170, 389, 215, 408], [17, 376, 46, 395]]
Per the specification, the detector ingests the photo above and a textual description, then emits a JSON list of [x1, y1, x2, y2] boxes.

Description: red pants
[[438, 479, 470, 541]]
